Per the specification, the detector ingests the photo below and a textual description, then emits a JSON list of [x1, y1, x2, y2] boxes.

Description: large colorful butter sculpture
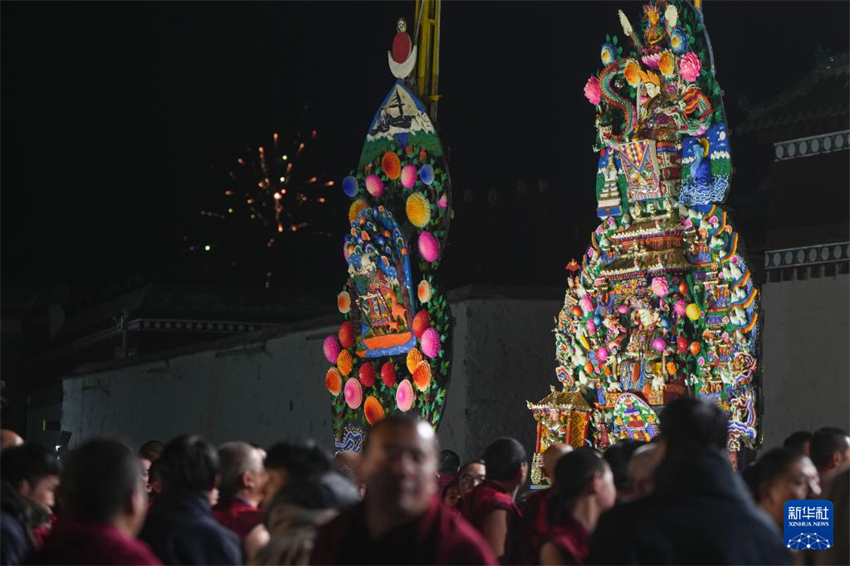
[[528, 0, 761, 485], [324, 19, 453, 451]]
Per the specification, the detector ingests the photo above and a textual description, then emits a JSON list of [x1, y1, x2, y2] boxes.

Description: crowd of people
[[0, 398, 848, 566]]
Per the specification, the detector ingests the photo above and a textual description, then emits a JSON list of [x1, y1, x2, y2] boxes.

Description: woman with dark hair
[[539, 448, 616, 566], [746, 447, 820, 529]]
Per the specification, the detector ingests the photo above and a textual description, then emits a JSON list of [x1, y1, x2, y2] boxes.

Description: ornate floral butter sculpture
[[325, 19, 452, 451], [529, 0, 761, 482]]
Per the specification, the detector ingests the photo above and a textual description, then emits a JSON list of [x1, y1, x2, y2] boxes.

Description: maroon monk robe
[[514, 488, 554, 564], [460, 479, 522, 533], [310, 496, 497, 565], [541, 513, 590, 566], [28, 517, 162, 565], [213, 498, 264, 540]]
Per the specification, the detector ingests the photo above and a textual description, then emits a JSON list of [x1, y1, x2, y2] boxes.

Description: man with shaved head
[[213, 441, 267, 540], [311, 414, 496, 565], [514, 443, 572, 564], [627, 441, 664, 500], [1, 429, 24, 452]]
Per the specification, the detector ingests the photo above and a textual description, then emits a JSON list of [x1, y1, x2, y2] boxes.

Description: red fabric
[[212, 498, 263, 540], [28, 517, 162, 565], [459, 480, 522, 534], [391, 32, 412, 63], [543, 514, 590, 566], [515, 489, 553, 564], [310, 496, 497, 565], [31, 513, 57, 548], [438, 473, 458, 492]]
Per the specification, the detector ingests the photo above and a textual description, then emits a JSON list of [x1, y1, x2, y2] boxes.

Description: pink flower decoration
[[401, 165, 418, 189], [421, 327, 441, 358], [580, 295, 594, 314], [674, 299, 687, 317], [651, 277, 670, 297], [679, 52, 701, 83], [323, 335, 341, 364], [438, 195, 448, 209], [418, 231, 440, 262], [652, 338, 667, 352], [596, 347, 609, 362], [365, 174, 384, 197], [343, 378, 363, 409], [617, 304, 630, 315], [682, 218, 694, 229], [587, 320, 596, 334], [584, 76, 602, 106], [396, 379, 414, 412]]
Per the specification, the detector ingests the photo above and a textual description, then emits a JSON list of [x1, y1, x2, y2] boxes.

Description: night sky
[[3, 2, 848, 299]]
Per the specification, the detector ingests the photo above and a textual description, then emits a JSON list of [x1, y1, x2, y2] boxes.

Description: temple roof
[[737, 51, 849, 136]]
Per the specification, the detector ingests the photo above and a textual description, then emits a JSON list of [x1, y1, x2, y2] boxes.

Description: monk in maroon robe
[[311, 414, 496, 565], [29, 439, 161, 566], [538, 449, 615, 566], [460, 437, 528, 563], [213, 442, 267, 539], [514, 443, 572, 564]]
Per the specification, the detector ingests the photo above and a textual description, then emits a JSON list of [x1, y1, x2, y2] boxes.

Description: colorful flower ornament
[[337, 292, 351, 314], [417, 280, 432, 303], [359, 363, 376, 387], [658, 50, 676, 79], [670, 27, 688, 54], [420, 327, 441, 358], [418, 231, 440, 262], [325, 368, 342, 396], [381, 362, 397, 387], [406, 192, 431, 228], [364, 396, 385, 425], [396, 379, 414, 412], [348, 199, 368, 222], [413, 360, 432, 391], [381, 151, 401, 180], [679, 52, 701, 82], [342, 176, 359, 197], [323, 336, 341, 364], [401, 164, 418, 189], [600, 42, 618, 66], [365, 175, 384, 197], [337, 350, 353, 376], [584, 76, 602, 106], [344, 378, 363, 409], [419, 164, 435, 185]]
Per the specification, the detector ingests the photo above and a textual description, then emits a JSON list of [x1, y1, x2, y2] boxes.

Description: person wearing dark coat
[[1, 443, 61, 565], [587, 398, 789, 565], [139, 435, 241, 565]]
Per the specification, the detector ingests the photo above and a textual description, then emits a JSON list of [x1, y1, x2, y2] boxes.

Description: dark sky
[[2, 1, 848, 297]]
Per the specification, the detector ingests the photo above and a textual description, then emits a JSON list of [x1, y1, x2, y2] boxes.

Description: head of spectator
[[627, 441, 664, 500], [361, 414, 438, 528], [747, 447, 820, 528], [1, 429, 24, 451], [659, 397, 728, 455], [148, 458, 163, 499], [602, 438, 643, 499], [217, 441, 267, 509], [138, 441, 164, 494], [1, 443, 62, 513], [457, 459, 486, 498], [263, 440, 332, 507], [250, 442, 267, 463], [540, 448, 616, 565], [438, 450, 460, 476], [542, 443, 572, 483], [158, 435, 219, 503], [810, 427, 850, 482], [783, 431, 813, 456], [483, 437, 528, 497], [441, 481, 461, 508], [61, 438, 149, 536]]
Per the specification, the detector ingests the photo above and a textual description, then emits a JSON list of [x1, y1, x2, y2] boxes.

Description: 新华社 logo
[[784, 500, 834, 550]]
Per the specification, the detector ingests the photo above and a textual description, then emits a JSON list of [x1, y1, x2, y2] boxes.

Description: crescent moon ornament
[[388, 44, 417, 79]]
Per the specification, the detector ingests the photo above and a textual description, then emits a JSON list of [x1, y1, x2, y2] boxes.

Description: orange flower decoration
[[417, 280, 432, 303], [624, 60, 641, 87], [381, 151, 401, 180], [348, 199, 368, 222], [364, 396, 385, 425], [325, 368, 342, 396], [337, 350, 353, 376], [406, 348, 423, 374], [337, 291, 351, 314], [413, 360, 432, 392], [658, 50, 675, 79]]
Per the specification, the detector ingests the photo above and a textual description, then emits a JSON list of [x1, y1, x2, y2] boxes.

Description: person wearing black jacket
[[139, 435, 241, 565], [587, 398, 789, 565]]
